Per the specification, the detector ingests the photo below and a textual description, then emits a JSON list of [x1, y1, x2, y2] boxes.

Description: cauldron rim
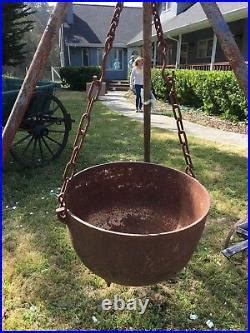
[[65, 161, 210, 237]]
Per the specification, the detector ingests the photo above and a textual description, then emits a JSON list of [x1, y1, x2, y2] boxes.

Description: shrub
[[59, 66, 101, 90], [151, 68, 170, 102], [151, 68, 247, 121]]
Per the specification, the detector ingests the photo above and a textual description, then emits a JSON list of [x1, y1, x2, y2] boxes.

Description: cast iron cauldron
[[62, 162, 210, 286]]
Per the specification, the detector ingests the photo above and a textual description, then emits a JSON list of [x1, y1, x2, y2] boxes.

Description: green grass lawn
[[3, 89, 247, 330]]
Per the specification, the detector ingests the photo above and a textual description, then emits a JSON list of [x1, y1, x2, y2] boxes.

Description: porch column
[[210, 33, 217, 70], [175, 34, 182, 68]]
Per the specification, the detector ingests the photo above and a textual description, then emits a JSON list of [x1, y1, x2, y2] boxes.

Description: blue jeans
[[135, 84, 143, 110]]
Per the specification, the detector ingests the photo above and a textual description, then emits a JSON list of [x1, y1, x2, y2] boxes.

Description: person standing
[[129, 57, 144, 112]]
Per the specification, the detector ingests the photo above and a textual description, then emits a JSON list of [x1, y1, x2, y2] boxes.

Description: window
[[97, 48, 103, 65], [107, 49, 123, 70], [197, 38, 213, 58], [162, 2, 172, 11], [82, 48, 89, 66]]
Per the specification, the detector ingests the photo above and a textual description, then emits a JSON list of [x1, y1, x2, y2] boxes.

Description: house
[[59, 3, 142, 80], [59, 2, 247, 78], [127, 2, 248, 70]]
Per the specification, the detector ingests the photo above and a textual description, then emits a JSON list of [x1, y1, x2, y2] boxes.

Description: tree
[[3, 3, 35, 66], [3, 2, 60, 79], [22, 2, 60, 77]]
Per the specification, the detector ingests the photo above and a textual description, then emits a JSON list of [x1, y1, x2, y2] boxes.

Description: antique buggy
[[3, 77, 73, 168]]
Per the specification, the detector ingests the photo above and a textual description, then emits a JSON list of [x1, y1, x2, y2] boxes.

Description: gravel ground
[[125, 91, 247, 135]]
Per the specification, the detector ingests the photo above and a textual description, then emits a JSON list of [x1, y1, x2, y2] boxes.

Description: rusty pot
[[62, 162, 210, 286]]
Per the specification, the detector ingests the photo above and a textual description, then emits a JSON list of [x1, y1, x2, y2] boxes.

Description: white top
[[130, 67, 143, 86]]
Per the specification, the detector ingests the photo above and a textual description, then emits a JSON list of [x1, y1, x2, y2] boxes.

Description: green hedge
[[59, 66, 101, 90], [151, 69, 247, 121]]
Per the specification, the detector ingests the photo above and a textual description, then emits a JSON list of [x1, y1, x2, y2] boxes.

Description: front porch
[[154, 19, 247, 70]]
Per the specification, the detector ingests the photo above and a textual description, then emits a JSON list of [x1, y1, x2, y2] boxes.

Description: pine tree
[[3, 3, 35, 66]]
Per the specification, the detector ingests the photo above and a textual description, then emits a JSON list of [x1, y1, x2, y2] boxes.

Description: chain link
[[57, 2, 124, 221], [152, 2, 195, 178]]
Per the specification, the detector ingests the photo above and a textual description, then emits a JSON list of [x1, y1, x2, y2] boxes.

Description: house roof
[[127, 2, 248, 46], [64, 4, 142, 48]]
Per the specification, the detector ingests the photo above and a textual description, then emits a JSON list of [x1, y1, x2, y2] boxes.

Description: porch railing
[[154, 61, 248, 71], [51, 66, 62, 82]]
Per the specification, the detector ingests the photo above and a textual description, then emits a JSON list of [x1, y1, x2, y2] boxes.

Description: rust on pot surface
[[63, 162, 210, 286]]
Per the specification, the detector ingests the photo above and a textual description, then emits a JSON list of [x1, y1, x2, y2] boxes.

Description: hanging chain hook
[[56, 2, 124, 222], [151, 2, 195, 178]]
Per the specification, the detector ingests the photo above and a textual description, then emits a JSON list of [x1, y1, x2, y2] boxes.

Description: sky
[[48, 2, 142, 7]]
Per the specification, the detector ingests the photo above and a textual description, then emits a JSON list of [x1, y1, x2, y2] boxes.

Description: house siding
[[159, 3, 177, 20], [64, 44, 70, 66], [69, 47, 83, 66], [214, 19, 247, 62]]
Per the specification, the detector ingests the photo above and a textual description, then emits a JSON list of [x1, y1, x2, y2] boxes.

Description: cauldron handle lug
[[56, 207, 68, 225]]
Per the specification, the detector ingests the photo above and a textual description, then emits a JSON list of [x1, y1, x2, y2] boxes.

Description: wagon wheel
[[223, 219, 247, 265], [10, 94, 72, 168]]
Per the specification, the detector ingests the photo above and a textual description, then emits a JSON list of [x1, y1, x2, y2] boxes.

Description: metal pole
[[175, 34, 182, 68], [143, 2, 152, 162], [2, 2, 71, 161], [210, 33, 217, 71], [201, 2, 248, 98]]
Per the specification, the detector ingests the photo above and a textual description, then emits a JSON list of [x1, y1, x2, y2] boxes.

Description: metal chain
[[57, 2, 124, 220], [152, 2, 195, 178]]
